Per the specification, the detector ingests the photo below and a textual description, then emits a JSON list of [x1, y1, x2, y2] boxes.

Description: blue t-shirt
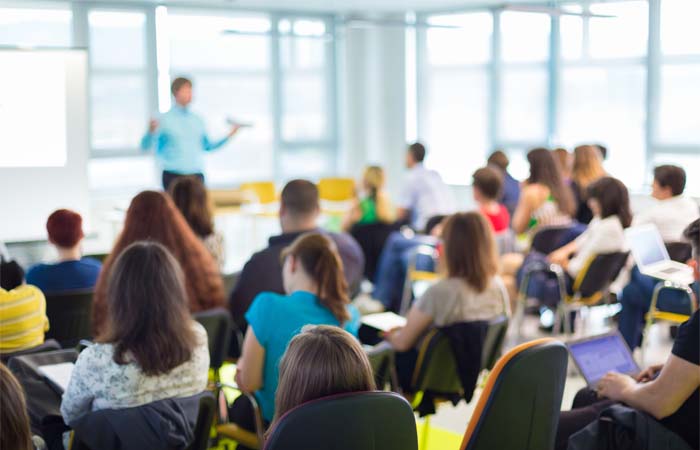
[[244, 290, 360, 422], [25, 258, 101, 293]]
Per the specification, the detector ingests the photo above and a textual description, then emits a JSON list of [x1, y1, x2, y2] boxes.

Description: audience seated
[[169, 176, 226, 270], [230, 233, 360, 443], [517, 177, 632, 308], [92, 191, 224, 334], [384, 212, 508, 391], [472, 167, 510, 233], [551, 147, 573, 183], [570, 145, 606, 225], [61, 241, 209, 426], [556, 219, 700, 450], [618, 165, 700, 349], [229, 180, 363, 332], [487, 150, 520, 218], [342, 165, 394, 231], [268, 325, 375, 429], [396, 142, 456, 232], [0, 284, 48, 354], [25, 209, 101, 293], [1, 363, 46, 450]]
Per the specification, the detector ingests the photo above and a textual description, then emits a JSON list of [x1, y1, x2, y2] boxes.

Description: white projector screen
[[0, 49, 90, 242]]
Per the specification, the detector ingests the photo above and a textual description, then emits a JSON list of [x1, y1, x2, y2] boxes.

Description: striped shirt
[[0, 285, 49, 352]]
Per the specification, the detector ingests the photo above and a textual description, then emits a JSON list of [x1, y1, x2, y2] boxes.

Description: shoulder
[[0, 284, 44, 302], [75, 342, 114, 369], [249, 291, 286, 313], [80, 257, 103, 269], [328, 231, 360, 250], [190, 321, 209, 346]]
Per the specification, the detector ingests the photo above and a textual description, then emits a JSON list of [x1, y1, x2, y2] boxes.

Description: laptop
[[625, 224, 694, 285], [567, 331, 640, 388]]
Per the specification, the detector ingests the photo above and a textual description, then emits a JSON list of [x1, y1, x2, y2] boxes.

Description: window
[[0, 5, 72, 48], [588, 1, 648, 59], [500, 11, 550, 63]]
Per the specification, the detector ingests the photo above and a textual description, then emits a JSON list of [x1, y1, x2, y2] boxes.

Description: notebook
[[361, 312, 407, 332], [38, 362, 74, 393]]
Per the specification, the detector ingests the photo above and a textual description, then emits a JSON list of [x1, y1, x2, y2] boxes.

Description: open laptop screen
[[568, 333, 640, 387], [626, 225, 668, 268]]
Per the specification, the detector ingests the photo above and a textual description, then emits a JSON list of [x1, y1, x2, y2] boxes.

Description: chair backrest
[[185, 393, 216, 450], [461, 338, 568, 450], [221, 271, 240, 297], [240, 181, 277, 204], [573, 252, 629, 300], [480, 316, 509, 371], [0, 339, 61, 364], [350, 222, 398, 281], [665, 242, 692, 263], [44, 289, 94, 348], [318, 177, 355, 202], [411, 329, 462, 395], [263, 391, 417, 450], [193, 308, 235, 370], [530, 226, 575, 255], [365, 344, 397, 391]]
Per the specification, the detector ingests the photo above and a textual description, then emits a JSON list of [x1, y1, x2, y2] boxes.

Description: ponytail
[[282, 233, 350, 324]]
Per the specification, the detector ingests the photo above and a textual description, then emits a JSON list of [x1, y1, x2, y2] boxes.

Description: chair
[[349, 222, 398, 281], [480, 316, 510, 372], [665, 242, 692, 263], [460, 338, 568, 450], [365, 343, 399, 391], [44, 289, 94, 348], [221, 271, 240, 297], [318, 177, 355, 202], [0, 339, 61, 364], [263, 391, 417, 450], [399, 244, 441, 315], [185, 393, 217, 450], [530, 225, 576, 255], [516, 252, 629, 337], [240, 182, 277, 205]]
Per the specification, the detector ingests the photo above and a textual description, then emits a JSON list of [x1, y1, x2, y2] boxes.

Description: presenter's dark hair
[[169, 176, 214, 238], [408, 142, 426, 163], [281, 180, 320, 217], [100, 241, 197, 376], [171, 77, 192, 95], [92, 191, 224, 335]]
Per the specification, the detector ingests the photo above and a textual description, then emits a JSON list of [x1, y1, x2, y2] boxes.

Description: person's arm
[[203, 125, 241, 152], [548, 240, 578, 270], [341, 198, 362, 232], [384, 306, 434, 352], [140, 119, 159, 151], [234, 327, 265, 393], [60, 351, 96, 426], [511, 185, 536, 234], [597, 354, 700, 420]]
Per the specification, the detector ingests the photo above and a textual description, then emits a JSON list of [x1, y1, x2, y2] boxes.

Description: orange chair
[[460, 338, 568, 450]]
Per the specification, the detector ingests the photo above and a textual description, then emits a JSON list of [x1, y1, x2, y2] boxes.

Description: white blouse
[[568, 215, 627, 278], [60, 322, 210, 425]]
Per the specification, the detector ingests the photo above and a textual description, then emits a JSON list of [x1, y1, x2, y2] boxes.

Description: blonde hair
[[362, 166, 394, 223], [572, 145, 605, 189]]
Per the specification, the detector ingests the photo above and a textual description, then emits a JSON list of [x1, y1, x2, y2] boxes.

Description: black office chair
[[44, 289, 94, 348], [263, 391, 417, 450], [665, 241, 692, 263], [350, 222, 398, 281], [365, 343, 399, 391], [460, 339, 568, 450], [0, 339, 61, 364], [185, 393, 217, 450], [530, 225, 577, 255]]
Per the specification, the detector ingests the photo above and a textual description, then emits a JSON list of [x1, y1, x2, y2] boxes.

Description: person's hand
[[597, 372, 636, 401], [228, 124, 241, 138], [148, 119, 159, 133], [548, 249, 568, 267], [636, 364, 663, 383], [381, 326, 403, 345]]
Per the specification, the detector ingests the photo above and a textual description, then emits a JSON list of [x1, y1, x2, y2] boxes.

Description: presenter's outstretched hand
[[148, 119, 159, 133], [228, 124, 242, 138]]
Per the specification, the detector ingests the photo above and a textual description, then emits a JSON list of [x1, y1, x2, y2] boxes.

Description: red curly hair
[[92, 191, 225, 335]]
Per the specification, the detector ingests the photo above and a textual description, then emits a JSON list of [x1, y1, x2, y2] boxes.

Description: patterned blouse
[[60, 322, 210, 426]]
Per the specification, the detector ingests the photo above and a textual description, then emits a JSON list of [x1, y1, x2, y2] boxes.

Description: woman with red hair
[[92, 191, 225, 334]]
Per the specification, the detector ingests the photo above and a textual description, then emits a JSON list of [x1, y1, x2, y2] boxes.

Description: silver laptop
[[625, 224, 694, 285], [567, 331, 640, 388]]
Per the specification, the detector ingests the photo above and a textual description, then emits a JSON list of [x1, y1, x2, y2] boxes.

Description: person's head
[[406, 142, 426, 168], [362, 166, 385, 199], [572, 145, 605, 188], [279, 180, 320, 232], [441, 212, 498, 292], [0, 258, 24, 290], [46, 209, 84, 251], [171, 77, 193, 106], [0, 363, 33, 450], [168, 176, 214, 239], [526, 147, 575, 216], [487, 150, 509, 172], [683, 219, 700, 281], [100, 241, 197, 376], [281, 233, 349, 324], [551, 148, 572, 180], [472, 167, 504, 204], [652, 165, 686, 200], [271, 325, 375, 428], [586, 177, 632, 228], [592, 144, 607, 160]]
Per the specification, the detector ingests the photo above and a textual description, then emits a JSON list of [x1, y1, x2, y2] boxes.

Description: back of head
[[472, 167, 504, 201], [363, 166, 385, 199], [47, 209, 84, 249], [551, 148, 572, 177], [0, 363, 33, 450], [572, 145, 605, 188], [272, 325, 375, 425], [587, 177, 632, 228], [281, 180, 320, 219], [282, 233, 350, 324], [654, 165, 686, 196], [487, 150, 509, 171], [0, 258, 24, 290], [593, 144, 607, 160], [168, 176, 214, 238], [527, 147, 575, 216], [442, 212, 498, 292], [408, 142, 426, 164], [683, 219, 700, 264], [101, 241, 196, 376]]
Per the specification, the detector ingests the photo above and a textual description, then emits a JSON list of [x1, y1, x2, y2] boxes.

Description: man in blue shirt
[[141, 77, 241, 190]]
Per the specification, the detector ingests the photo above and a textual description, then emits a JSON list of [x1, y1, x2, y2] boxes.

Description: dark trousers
[[228, 394, 269, 450], [161, 170, 204, 191], [556, 388, 616, 450]]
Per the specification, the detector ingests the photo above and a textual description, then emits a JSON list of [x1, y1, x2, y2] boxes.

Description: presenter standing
[[141, 77, 241, 190]]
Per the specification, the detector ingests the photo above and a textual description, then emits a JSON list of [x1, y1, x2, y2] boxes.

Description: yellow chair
[[318, 177, 355, 202], [240, 181, 277, 205]]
